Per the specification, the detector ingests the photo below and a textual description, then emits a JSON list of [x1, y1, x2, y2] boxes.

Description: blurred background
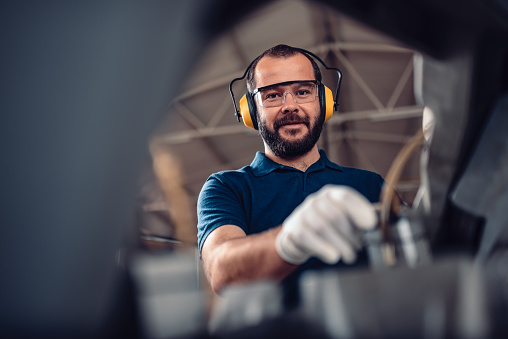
[[1, 0, 507, 338]]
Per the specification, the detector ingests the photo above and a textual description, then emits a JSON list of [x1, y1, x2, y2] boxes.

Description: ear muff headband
[[229, 48, 342, 130]]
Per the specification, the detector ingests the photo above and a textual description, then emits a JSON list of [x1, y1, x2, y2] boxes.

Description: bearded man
[[197, 44, 384, 307]]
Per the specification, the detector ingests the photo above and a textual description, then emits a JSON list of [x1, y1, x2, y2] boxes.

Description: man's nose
[[281, 91, 298, 112]]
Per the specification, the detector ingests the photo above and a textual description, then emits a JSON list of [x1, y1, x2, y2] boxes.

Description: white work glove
[[275, 185, 377, 265]]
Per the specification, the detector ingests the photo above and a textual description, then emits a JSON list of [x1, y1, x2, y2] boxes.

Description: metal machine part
[[130, 250, 209, 339], [208, 280, 284, 335], [450, 95, 508, 261], [364, 212, 432, 270], [299, 257, 490, 339]]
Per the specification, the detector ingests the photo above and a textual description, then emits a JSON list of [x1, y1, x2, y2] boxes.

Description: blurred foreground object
[[300, 257, 490, 338], [130, 250, 208, 339], [450, 95, 508, 261], [208, 281, 283, 335], [0, 1, 213, 338]]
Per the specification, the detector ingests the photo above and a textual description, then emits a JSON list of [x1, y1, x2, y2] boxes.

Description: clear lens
[[256, 81, 318, 108]]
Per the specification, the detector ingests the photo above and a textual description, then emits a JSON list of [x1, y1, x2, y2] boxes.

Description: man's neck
[[264, 146, 321, 172]]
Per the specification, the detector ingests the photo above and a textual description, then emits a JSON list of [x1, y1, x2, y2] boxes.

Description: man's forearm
[[204, 226, 297, 294]]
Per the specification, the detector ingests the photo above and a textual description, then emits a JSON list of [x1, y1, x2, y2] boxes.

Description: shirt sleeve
[[196, 173, 248, 255]]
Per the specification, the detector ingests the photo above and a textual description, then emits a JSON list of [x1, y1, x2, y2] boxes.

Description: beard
[[258, 111, 324, 159]]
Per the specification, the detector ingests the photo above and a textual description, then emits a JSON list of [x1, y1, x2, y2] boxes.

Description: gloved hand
[[275, 185, 377, 265]]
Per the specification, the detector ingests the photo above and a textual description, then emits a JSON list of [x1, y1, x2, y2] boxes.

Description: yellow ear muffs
[[323, 84, 334, 122], [239, 93, 258, 130], [241, 84, 334, 130], [318, 84, 335, 123]]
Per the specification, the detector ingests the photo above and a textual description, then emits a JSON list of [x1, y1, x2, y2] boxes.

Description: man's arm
[[201, 185, 378, 294], [201, 224, 297, 294]]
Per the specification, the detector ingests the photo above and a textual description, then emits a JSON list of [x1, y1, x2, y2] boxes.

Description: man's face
[[253, 54, 323, 159]]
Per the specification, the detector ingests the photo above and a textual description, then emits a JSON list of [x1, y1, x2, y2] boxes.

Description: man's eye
[[296, 90, 310, 96], [265, 93, 281, 100]]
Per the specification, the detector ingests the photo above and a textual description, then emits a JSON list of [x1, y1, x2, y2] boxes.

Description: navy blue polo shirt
[[197, 149, 383, 254], [197, 149, 383, 307]]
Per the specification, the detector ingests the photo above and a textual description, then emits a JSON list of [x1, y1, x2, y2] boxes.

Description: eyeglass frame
[[251, 80, 319, 108]]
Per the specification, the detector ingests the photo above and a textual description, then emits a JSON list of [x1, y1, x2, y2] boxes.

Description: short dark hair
[[246, 44, 322, 92]]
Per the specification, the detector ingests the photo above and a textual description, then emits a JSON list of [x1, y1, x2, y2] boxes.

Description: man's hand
[[275, 185, 377, 265]]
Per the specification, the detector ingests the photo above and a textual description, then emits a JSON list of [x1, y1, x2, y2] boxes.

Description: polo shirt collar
[[250, 149, 343, 177], [250, 152, 279, 177], [317, 149, 343, 172]]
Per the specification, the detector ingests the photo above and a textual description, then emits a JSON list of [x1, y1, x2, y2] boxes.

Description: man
[[197, 45, 383, 306]]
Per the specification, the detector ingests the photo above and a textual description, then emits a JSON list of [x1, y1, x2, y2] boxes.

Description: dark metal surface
[[451, 95, 508, 260]]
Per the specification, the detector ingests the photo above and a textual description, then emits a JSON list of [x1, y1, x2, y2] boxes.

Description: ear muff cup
[[239, 93, 258, 130], [319, 84, 334, 123]]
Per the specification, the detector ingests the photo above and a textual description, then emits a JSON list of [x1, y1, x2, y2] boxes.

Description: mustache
[[273, 114, 310, 130]]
